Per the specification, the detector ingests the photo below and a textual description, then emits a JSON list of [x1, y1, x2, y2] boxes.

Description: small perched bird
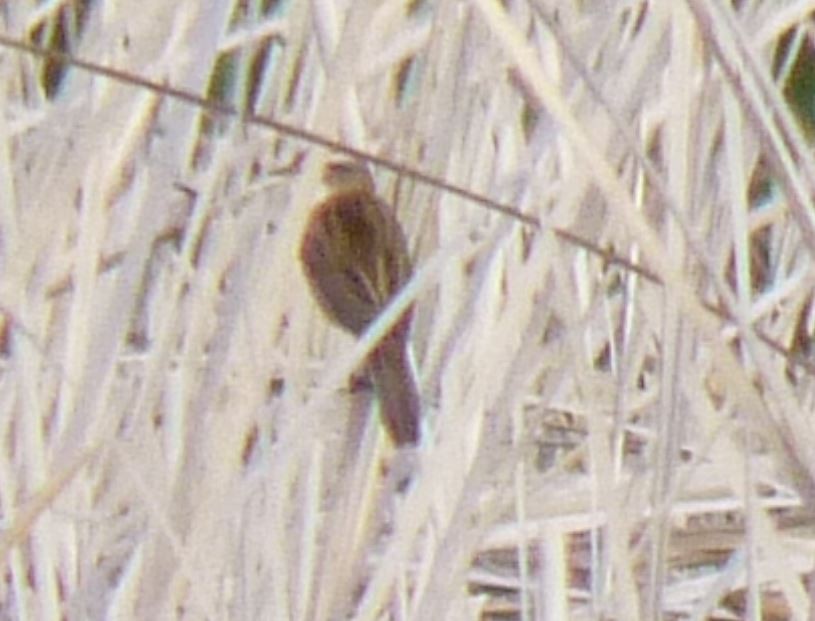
[[299, 159, 421, 445]]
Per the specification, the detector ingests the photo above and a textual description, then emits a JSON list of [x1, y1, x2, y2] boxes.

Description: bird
[[299, 159, 421, 446]]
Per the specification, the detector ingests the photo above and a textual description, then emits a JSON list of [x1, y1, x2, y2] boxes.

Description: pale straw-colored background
[[1, 1, 815, 619]]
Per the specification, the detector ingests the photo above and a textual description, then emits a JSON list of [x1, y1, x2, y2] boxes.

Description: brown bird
[[299, 160, 421, 445]]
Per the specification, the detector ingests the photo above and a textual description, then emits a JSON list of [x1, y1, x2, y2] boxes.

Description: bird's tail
[[369, 335, 421, 446]]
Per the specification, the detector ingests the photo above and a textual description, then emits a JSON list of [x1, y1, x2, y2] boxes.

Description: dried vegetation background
[[2, 0, 815, 619]]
